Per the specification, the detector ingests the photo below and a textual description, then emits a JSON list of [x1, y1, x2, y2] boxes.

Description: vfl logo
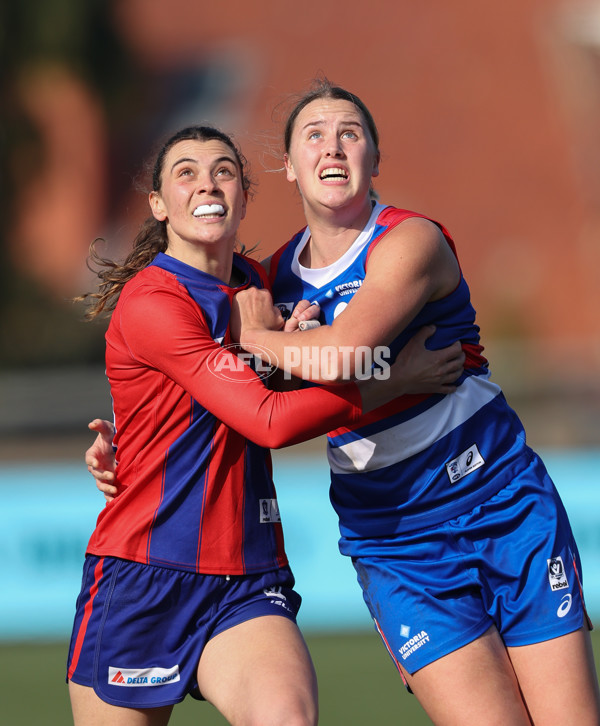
[[260, 499, 281, 523], [547, 556, 569, 591], [557, 594, 572, 618], [206, 344, 278, 381], [275, 302, 294, 321]]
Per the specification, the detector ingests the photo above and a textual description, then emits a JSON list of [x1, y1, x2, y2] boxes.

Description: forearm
[[244, 383, 362, 448], [240, 326, 368, 383]]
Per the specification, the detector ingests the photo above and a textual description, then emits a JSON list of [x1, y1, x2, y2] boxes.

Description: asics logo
[[557, 593, 572, 618]]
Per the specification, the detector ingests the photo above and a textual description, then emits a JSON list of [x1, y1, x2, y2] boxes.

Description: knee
[[243, 701, 318, 726]]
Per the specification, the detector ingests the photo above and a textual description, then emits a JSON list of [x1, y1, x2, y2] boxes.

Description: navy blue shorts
[[349, 460, 592, 676], [67, 557, 301, 707]]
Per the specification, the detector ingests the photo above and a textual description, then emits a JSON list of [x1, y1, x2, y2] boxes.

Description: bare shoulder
[[366, 215, 459, 298], [388, 215, 447, 248], [369, 215, 450, 268]]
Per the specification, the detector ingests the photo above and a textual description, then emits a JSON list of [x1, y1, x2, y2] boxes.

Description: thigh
[[68, 557, 212, 708], [197, 616, 318, 726], [508, 628, 600, 726], [462, 465, 592, 647], [352, 541, 493, 675], [69, 682, 173, 726], [404, 626, 532, 726]]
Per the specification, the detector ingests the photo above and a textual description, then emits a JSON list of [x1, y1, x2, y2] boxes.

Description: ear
[[240, 189, 248, 221], [149, 191, 167, 221], [372, 151, 380, 178], [284, 153, 296, 183]]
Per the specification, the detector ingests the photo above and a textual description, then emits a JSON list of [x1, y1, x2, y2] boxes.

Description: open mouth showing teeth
[[320, 168, 348, 180], [193, 204, 225, 218]]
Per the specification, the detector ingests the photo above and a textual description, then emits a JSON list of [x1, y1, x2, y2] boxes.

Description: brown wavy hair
[[76, 125, 253, 320]]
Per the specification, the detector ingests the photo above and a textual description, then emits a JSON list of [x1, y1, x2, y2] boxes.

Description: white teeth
[[320, 167, 347, 179], [193, 204, 225, 217]]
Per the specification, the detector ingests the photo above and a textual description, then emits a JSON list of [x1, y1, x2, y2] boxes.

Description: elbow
[[250, 430, 298, 450]]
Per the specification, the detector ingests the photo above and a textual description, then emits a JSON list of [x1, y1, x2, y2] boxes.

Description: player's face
[[149, 139, 247, 252], [284, 98, 379, 218]]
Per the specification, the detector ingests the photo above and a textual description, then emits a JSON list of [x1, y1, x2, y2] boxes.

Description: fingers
[[87, 463, 117, 500], [88, 418, 113, 436], [293, 300, 320, 322], [447, 341, 466, 363], [439, 358, 465, 384], [423, 341, 465, 394], [284, 300, 314, 332], [283, 317, 301, 332], [234, 287, 285, 333], [434, 341, 465, 369], [87, 464, 115, 483], [97, 481, 117, 498]]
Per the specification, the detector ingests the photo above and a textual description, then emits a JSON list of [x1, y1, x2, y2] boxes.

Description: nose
[[195, 170, 219, 194], [324, 136, 343, 158]]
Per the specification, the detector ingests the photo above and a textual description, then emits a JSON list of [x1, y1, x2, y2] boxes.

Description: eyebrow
[[301, 119, 364, 132], [170, 155, 238, 173]]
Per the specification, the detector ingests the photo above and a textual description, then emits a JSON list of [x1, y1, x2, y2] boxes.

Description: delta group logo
[[108, 666, 180, 687]]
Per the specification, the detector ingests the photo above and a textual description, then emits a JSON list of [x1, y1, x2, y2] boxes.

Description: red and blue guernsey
[[86, 252, 361, 575], [270, 203, 534, 547]]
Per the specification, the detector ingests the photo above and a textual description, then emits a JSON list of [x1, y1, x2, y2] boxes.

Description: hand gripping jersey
[[270, 203, 535, 545], [86, 252, 361, 574]]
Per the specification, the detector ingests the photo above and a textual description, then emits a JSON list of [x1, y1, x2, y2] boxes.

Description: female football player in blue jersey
[[229, 80, 600, 726], [71, 123, 465, 726]]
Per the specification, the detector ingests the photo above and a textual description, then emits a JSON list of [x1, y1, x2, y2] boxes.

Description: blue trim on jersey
[[332, 394, 529, 537], [150, 252, 260, 341]]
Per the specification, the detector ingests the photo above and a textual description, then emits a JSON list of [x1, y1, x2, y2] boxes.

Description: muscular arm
[[238, 218, 461, 382]]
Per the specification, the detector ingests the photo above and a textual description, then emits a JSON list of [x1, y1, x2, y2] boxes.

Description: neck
[[166, 239, 235, 284], [300, 200, 375, 269]]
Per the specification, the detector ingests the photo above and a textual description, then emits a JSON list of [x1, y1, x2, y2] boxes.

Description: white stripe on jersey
[[327, 373, 501, 474]]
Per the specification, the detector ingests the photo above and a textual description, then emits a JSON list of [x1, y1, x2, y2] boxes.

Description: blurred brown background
[[1, 0, 599, 457]]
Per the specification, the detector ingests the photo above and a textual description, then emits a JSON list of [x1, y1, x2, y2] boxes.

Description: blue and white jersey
[[270, 203, 534, 544]]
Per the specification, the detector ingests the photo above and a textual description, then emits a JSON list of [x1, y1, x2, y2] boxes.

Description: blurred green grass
[[2, 629, 599, 725]]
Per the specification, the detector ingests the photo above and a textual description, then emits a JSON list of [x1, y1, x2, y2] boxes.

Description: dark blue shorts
[[67, 557, 301, 707], [350, 461, 592, 676]]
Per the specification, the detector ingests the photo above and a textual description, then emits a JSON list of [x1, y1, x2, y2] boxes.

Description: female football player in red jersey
[[70, 123, 464, 726]]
